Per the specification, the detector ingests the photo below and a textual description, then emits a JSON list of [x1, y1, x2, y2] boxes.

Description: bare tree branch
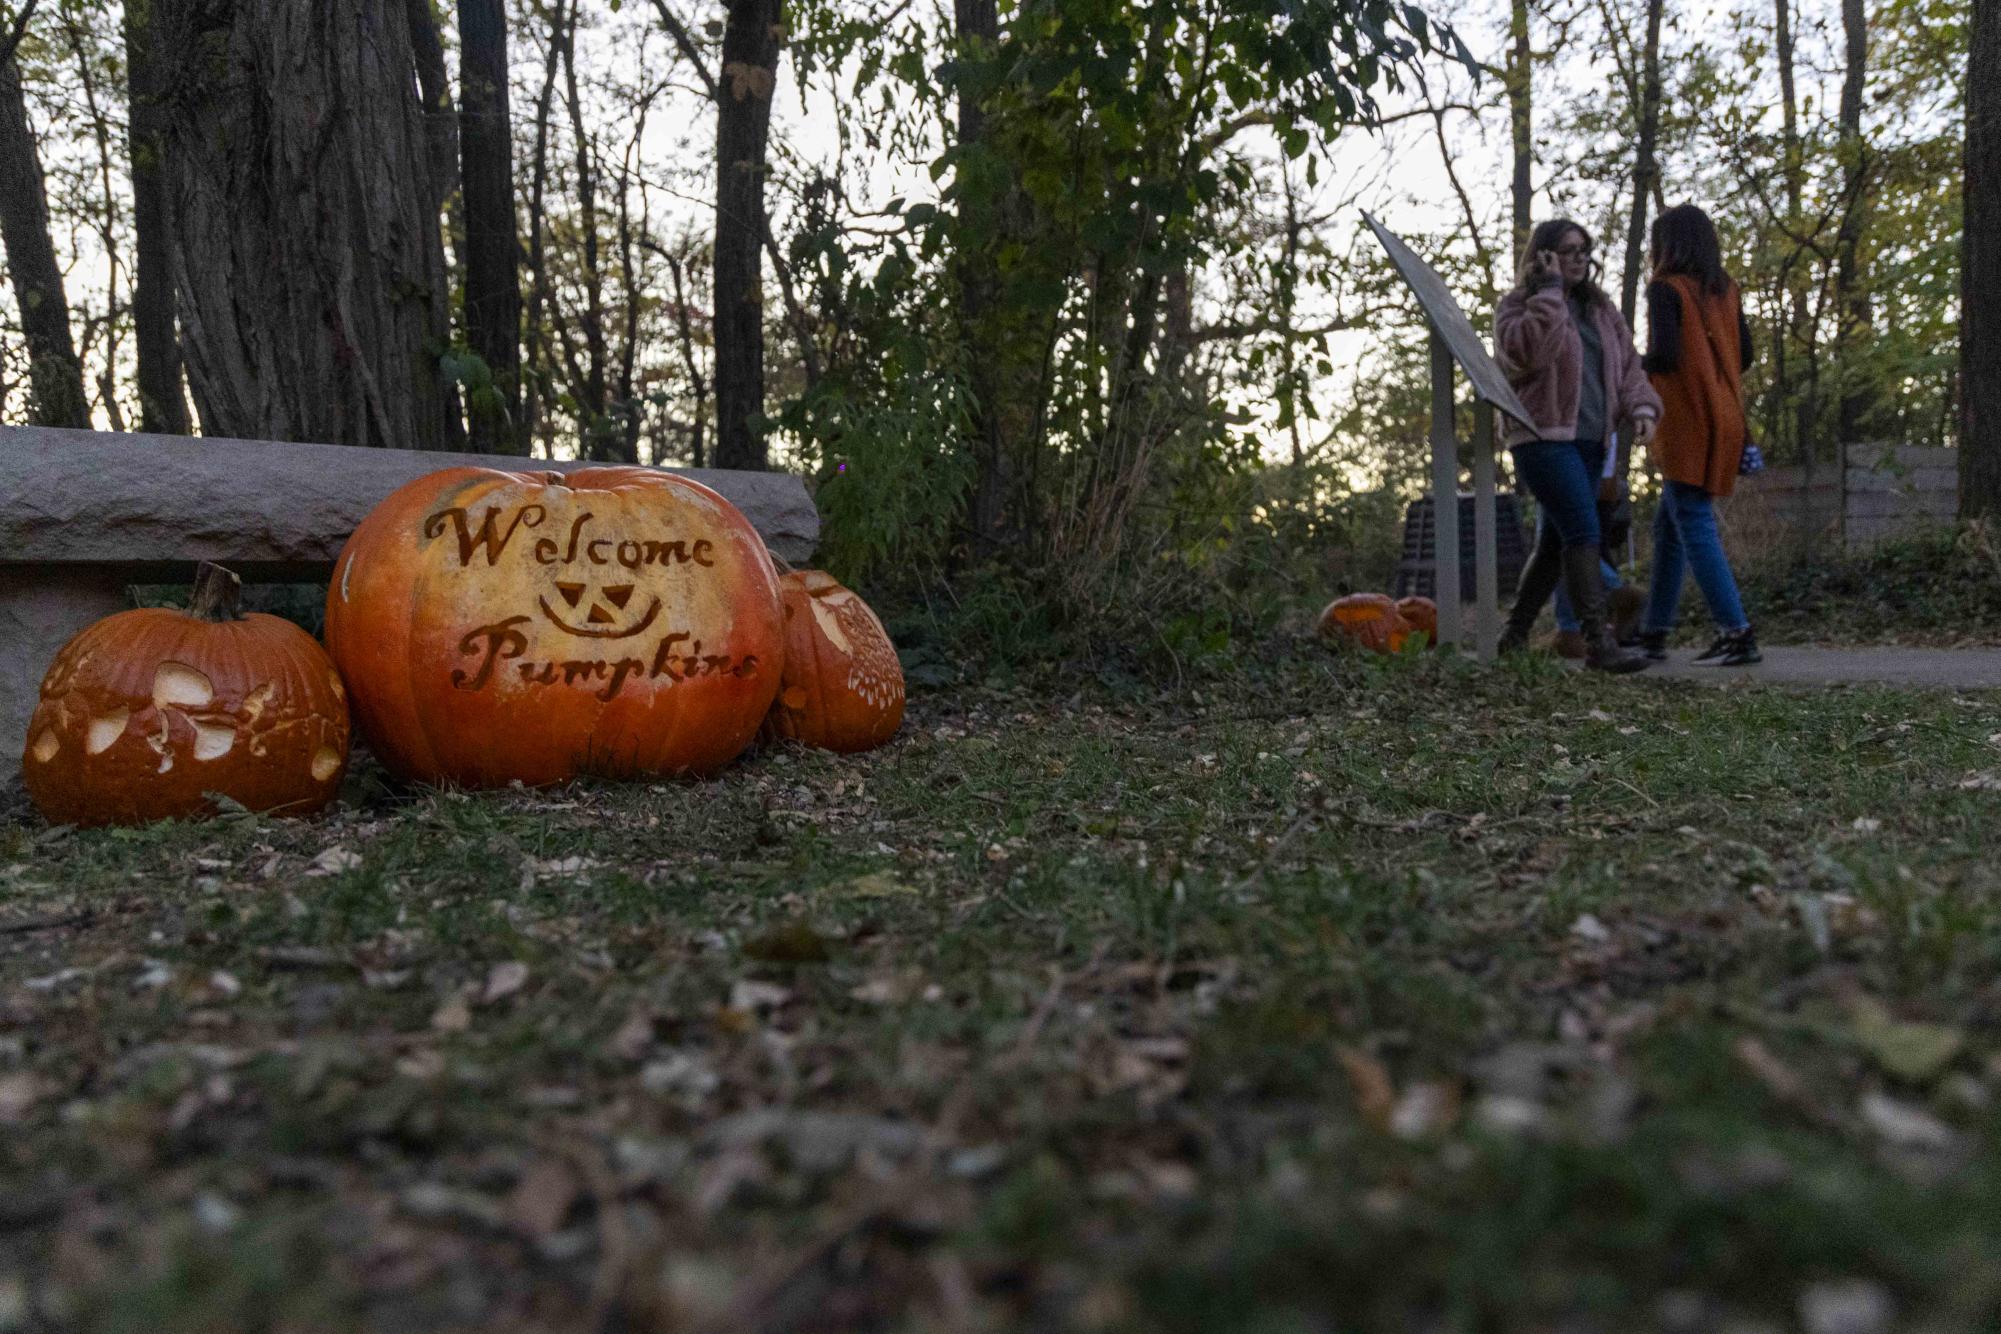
[[647, 0, 719, 102], [0, 0, 40, 67]]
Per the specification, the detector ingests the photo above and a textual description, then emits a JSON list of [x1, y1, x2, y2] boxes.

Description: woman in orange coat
[[1638, 204, 1760, 666]]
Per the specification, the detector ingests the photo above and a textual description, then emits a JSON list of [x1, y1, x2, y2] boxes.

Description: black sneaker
[[1694, 634, 1731, 663], [1638, 631, 1669, 661], [1714, 627, 1761, 666]]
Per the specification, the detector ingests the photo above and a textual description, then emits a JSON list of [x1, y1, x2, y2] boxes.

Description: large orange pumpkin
[[1395, 596, 1438, 648], [1317, 593, 1411, 654], [325, 467, 784, 787], [761, 569, 904, 753], [23, 563, 350, 826]]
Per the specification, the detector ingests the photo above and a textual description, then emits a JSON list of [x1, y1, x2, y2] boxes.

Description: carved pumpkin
[[1317, 593, 1411, 654], [1396, 596, 1438, 648], [325, 467, 784, 787], [22, 563, 349, 826], [761, 570, 904, 753]]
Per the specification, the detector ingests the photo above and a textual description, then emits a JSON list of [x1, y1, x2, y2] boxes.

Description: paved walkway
[[1637, 644, 2001, 689]]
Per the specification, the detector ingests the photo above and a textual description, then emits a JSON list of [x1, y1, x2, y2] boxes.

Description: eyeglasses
[[1555, 243, 1592, 257]]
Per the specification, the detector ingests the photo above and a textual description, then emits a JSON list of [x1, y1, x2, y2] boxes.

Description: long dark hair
[[1650, 204, 1731, 294], [1512, 218, 1611, 310]]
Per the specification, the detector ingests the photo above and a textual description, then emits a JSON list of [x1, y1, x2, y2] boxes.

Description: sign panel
[[1362, 212, 1535, 433]]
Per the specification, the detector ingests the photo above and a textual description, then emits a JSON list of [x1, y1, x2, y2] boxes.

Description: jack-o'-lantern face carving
[[538, 580, 663, 639], [326, 466, 785, 789], [23, 562, 350, 827]]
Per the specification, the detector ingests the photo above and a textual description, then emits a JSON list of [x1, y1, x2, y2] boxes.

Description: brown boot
[[1499, 521, 1564, 655], [1561, 546, 1650, 674], [1552, 629, 1588, 660]]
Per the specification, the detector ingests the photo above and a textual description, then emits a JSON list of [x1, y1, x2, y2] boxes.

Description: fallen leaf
[[1337, 1045, 1395, 1131], [0, 1072, 50, 1124], [1799, 1279, 1895, 1334], [728, 980, 792, 1012], [611, 1010, 656, 1061], [305, 846, 362, 877], [482, 961, 531, 1005], [1390, 1081, 1461, 1140], [840, 871, 917, 899], [1859, 1091, 1965, 1154], [1848, 996, 1963, 1083], [1570, 913, 1611, 943], [431, 994, 473, 1033], [506, 1158, 581, 1238]]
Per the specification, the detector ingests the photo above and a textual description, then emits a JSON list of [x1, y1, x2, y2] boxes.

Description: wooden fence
[[1720, 444, 1958, 560]]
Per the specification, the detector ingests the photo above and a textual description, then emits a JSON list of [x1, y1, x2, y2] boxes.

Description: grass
[[4, 644, 2001, 1332]]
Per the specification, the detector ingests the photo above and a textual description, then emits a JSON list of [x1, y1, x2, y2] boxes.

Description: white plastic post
[[1473, 401, 1499, 661], [1429, 329, 1461, 648]]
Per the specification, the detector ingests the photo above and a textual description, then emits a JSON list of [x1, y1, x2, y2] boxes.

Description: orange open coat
[[1646, 274, 1747, 498]]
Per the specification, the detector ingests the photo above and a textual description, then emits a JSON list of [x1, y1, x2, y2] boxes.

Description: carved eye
[[555, 582, 587, 608]]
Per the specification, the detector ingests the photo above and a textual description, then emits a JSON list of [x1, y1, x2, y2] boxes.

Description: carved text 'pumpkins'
[[23, 563, 350, 826], [762, 570, 904, 753], [326, 467, 784, 787]]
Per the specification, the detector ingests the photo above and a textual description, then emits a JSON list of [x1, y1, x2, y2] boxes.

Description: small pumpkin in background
[[22, 563, 350, 827], [762, 568, 904, 753], [1395, 596, 1438, 648], [1317, 593, 1412, 655]]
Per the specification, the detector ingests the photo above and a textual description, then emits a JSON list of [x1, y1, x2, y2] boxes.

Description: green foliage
[[1737, 521, 2001, 644]]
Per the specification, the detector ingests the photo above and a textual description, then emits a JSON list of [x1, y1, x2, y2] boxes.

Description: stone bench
[[0, 426, 820, 782]]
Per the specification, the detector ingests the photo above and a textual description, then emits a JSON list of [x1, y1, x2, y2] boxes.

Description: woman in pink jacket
[[1494, 219, 1662, 673]]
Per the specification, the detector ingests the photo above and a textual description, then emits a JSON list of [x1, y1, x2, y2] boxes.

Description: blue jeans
[[1512, 439, 1605, 551], [1644, 481, 1749, 634]]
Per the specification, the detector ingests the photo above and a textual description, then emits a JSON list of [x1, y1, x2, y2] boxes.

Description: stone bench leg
[[3, 568, 131, 786]]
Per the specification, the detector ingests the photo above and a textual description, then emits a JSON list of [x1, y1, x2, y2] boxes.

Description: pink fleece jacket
[[1493, 280, 1661, 456]]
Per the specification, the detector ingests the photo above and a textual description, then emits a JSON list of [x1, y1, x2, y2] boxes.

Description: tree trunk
[[406, 0, 458, 218], [123, 0, 188, 434], [1617, 0, 1662, 324], [0, 51, 88, 428], [1507, 0, 1533, 263], [1834, 0, 1874, 444], [523, 0, 567, 455], [459, 0, 525, 454], [712, 0, 781, 471], [560, 14, 610, 453], [154, 0, 461, 449], [1775, 0, 1815, 463], [1964, 0, 2001, 518], [666, 246, 707, 468], [953, 0, 1008, 547]]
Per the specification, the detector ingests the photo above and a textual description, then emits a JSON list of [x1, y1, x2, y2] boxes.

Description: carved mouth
[[536, 582, 664, 639]]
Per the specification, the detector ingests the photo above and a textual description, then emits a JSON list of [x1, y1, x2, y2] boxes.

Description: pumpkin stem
[[189, 562, 245, 622], [769, 551, 795, 575]]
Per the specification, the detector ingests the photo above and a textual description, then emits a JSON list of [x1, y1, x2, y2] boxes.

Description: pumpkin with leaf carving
[[22, 563, 350, 826], [761, 570, 904, 753], [1317, 593, 1412, 654]]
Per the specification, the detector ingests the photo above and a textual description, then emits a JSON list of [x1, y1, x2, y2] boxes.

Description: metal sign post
[[1429, 330, 1461, 648], [1364, 213, 1534, 662]]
